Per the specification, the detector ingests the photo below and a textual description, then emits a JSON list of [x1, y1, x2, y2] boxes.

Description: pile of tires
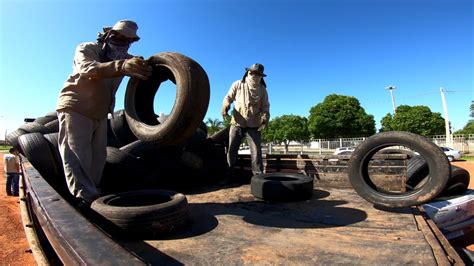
[[6, 112, 69, 197], [407, 155, 470, 198], [7, 52, 229, 237], [7, 53, 229, 195]]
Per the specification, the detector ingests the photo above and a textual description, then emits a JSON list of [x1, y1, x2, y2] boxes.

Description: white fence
[[263, 134, 474, 155]]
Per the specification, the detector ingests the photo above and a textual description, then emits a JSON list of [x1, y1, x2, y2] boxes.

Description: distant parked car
[[441, 147, 462, 162], [238, 147, 268, 155], [334, 147, 355, 155]]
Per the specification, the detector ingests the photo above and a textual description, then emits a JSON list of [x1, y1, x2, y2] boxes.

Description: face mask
[[105, 41, 130, 60], [248, 72, 262, 83]]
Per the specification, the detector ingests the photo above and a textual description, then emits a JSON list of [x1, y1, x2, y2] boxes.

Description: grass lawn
[[0, 145, 12, 152]]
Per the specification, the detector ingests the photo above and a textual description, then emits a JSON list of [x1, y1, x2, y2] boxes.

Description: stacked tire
[[7, 52, 228, 237]]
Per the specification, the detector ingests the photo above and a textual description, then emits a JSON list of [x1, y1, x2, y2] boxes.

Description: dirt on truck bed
[[119, 185, 447, 264]]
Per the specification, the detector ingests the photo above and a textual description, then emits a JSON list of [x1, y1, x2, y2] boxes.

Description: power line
[[398, 89, 472, 100]]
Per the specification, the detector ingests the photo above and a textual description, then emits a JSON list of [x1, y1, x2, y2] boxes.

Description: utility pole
[[386, 86, 397, 114], [440, 87, 452, 148]]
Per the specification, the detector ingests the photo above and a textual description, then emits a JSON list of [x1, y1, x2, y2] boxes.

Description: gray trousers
[[58, 110, 107, 202], [227, 125, 263, 175]]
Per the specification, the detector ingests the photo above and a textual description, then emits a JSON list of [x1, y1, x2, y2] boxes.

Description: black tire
[[6, 129, 27, 152], [209, 126, 230, 145], [91, 190, 189, 237], [198, 121, 208, 136], [106, 119, 121, 148], [42, 133, 68, 194], [406, 155, 429, 190], [125, 52, 210, 146], [119, 139, 157, 157], [44, 119, 59, 133], [347, 131, 450, 208], [101, 146, 149, 194], [110, 109, 137, 146], [406, 158, 470, 197], [17, 132, 63, 186], [43, 133, 63, 171], [251, 173, 314, 202], [19, 122, 49, 134], [437, 165, 470, 197], [184, 127, 207, 152], [34, 114, 57, 125]]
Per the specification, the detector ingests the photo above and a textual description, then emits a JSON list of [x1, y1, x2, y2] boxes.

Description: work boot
[[74, 198, 92, 212]]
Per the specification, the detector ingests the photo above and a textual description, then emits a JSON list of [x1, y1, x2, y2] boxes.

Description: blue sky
[[0, 0, 472, 140]]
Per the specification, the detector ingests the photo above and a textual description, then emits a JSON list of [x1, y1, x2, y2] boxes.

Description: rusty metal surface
[[118, 185, 443, 265], [416, 206, 465, 265]]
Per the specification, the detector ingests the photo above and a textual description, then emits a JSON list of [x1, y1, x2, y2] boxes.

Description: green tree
[[379, 105, 445, 136], [379, 113, 393, 132], [205, 118, 223, 136], [263, 115, 310, 154], [470, 100, 474, 118], [307, 94, 375, 139], [454, 101, 474, 134], [454, 121, 474, 134]]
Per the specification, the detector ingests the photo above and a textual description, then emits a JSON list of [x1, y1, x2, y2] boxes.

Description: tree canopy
[[380, 105, 445, 136], [307, 94, 375, 139], [263, 115, 309, 153], [454, 100, 474, 134], [454, 121, 474, 135], [205, 118, 224, 136]]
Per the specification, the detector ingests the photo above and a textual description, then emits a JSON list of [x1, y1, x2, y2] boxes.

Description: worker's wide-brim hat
[[103, 20, 140, 41], [245, 63, 267, 77]]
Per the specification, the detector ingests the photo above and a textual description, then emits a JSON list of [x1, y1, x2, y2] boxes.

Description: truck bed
[[21, 161, 463, 265]]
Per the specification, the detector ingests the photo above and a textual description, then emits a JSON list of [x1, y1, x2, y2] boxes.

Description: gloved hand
[[258, 113, 269, 131], [221, 103, 230, 119], [121, 57, 153, 80]]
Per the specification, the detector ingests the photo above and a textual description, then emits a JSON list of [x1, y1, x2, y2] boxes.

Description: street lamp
[[385, 86, 397, 115]]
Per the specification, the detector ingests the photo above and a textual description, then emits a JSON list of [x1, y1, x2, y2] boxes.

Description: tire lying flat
[[91, 189, 189, 238], [347, 131, 451, 208], [251, 173, 314, 202]]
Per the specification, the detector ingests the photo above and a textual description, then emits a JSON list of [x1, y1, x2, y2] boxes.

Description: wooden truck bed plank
[[118, 186, 443, 265]]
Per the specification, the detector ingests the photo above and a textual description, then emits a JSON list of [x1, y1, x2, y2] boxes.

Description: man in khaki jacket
[[4, 148, 21, 196], [56, 20, 152, 207], [222, 63, 270, 178]]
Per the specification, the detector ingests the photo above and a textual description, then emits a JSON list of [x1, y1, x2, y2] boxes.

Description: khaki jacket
[[56, 42, 129, 119], [223, 80, 270, 128], [4, 154, 20, 174]]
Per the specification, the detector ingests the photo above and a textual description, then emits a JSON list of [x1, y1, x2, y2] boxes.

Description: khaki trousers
[[58, 110, 107, 202], [227, 125, 263, 175]]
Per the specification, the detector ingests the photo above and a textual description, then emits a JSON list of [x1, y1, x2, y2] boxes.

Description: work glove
[[258, 113, 269, 131], [121, 57, 153, 80], [221, 103, 230, 119]]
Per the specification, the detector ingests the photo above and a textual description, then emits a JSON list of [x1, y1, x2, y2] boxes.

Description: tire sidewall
[[125, 52, 210, 146], [348, 131, 450, 207]]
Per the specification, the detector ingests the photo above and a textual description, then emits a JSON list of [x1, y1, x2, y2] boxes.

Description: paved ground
[[0, 151, 472, 264]]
